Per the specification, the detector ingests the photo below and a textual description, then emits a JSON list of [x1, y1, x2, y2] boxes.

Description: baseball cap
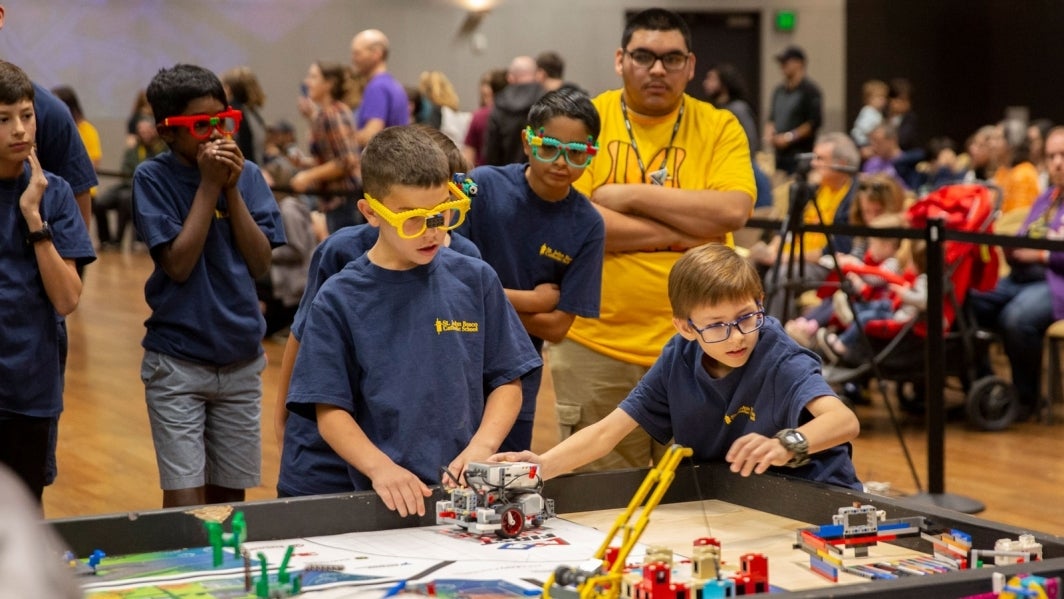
[[775, 45, 806, 63]]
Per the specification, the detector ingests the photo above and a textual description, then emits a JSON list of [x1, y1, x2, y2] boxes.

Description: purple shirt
[[357, 72, 408, 130], [1020, 186, 1064, 319]]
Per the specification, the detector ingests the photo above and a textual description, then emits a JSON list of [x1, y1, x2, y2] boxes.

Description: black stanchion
[[904, 217, 985, 514]]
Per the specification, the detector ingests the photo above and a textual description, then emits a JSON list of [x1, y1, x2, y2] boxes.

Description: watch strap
[[774, 428, 810, 468], [26, 221, 53, 245]]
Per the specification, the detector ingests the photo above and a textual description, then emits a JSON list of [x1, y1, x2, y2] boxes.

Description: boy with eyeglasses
[[455, 88, 606, 452], [492, 243, 860, 490], [132, 64, 285, 508], [286, 126, 541, 517], [275, 125, 483, 499]]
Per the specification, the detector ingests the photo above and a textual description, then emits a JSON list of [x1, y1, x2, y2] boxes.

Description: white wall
[[0, 0, 844, 172]]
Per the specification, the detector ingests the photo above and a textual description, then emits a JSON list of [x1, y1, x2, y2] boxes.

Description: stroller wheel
[[965, 376, 1018, 431]]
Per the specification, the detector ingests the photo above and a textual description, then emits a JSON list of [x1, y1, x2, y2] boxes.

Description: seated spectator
[[93, 116, 166, 249], [751, 132, 861, 319], [258, 162, 317, 338], [988, 122, 1040, 215], [862, 123, 923, 191], [968, 127, 1064, 420]]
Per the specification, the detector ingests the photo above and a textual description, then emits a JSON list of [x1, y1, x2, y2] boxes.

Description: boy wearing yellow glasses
[[455, 88, 606, 452], [285, 126, 541, 517]]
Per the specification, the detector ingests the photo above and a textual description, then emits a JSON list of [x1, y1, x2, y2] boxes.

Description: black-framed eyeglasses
[[624, 48, 690, 72], [688, 308, 766, 344]]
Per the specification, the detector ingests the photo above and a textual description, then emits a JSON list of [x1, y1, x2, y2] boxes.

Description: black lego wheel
[[965, 376, 1018, 431], [496, 505, 525, 539]]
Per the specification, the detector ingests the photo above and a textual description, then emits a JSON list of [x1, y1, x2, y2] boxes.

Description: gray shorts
[[141, 350, 265, 490]]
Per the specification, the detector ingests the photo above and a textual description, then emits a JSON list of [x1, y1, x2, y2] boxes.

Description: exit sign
[[775, 10, 797, 32]]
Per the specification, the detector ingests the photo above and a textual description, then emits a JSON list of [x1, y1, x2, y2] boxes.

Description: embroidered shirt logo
[[435, 318, 480, 334], [539, 243, 572, 265], [723, 405, 756, 425]]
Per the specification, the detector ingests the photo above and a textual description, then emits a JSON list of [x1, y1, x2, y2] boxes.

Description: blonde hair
[[418, 71, 460, 111], [861, 79, 888, 103], [668, 244, 763, 318]]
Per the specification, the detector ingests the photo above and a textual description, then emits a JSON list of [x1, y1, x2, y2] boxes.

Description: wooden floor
[[48, 250, 1064, 539]]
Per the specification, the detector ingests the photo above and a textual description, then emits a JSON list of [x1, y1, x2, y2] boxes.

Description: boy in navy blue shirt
[[133, 64, 285, 508], [493, 244, 861, 490], [456, 88, 605, 451], [0, 61, 95, 501], [286, 126, 541, 516], [275, 126, 481, 498]]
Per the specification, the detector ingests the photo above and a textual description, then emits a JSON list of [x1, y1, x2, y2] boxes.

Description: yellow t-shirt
[[568, 90, 756, 367], [789, 180, 851, 256], [77, 120, 102, 196]]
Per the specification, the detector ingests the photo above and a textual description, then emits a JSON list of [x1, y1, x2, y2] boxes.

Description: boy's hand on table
[[725, 433, 792, 476], [369, 462, 432, 517]]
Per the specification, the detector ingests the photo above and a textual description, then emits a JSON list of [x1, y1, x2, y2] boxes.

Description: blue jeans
[[968, 277, 1053, 407]]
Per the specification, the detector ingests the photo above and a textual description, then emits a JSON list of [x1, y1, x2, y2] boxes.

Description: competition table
[[50, 462, 1064, 598]]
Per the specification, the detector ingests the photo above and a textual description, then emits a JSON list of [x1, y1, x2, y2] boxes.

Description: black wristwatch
[[774, 428, 810, 467], [26, 221, 53, 245]]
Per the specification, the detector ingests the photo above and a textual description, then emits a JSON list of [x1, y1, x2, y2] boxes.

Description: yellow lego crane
[[543, 444, 694, 599]]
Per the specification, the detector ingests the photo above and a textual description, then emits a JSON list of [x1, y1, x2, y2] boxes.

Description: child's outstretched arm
[[489, 408, 638, 480], [446, 379, 523, 483], [317, 404, 432, 518], [725, 394, 859, 476], [21, 149, 81, 315]]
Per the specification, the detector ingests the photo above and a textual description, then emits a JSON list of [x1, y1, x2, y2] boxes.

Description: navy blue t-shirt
[[279, 225, 481, 496], [457, 163, 605, 420], [286, 249, 541, 491], [132, 152, 285, 365], [0, 165, 95, 417], [620, 317, 860, 490]]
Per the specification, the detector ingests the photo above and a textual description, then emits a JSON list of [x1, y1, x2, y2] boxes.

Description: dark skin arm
[[157, 139, 271, 282]]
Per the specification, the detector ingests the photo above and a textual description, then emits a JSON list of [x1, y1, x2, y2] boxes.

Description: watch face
[[785, 431, 804, 444]]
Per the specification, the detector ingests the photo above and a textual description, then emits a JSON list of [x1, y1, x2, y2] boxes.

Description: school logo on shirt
[[723, 405, 756, 425], [539, 243, 572, 265], [214, 209, 229, 220], [435, 318, 480, 334]]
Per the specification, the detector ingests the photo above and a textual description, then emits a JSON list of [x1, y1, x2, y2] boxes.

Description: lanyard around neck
[[620, 95, 685, 184]]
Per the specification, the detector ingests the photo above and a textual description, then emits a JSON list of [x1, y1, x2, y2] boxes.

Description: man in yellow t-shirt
[[549, 8, 755, 472]]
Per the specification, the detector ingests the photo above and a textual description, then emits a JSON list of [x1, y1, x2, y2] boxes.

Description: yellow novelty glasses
[[365, 181, 472, 239]]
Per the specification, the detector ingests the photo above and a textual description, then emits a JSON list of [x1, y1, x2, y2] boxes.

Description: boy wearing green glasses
[[455, 88, 606, 452], [286, 126, 541, 517], [492, 243, 860, 490]]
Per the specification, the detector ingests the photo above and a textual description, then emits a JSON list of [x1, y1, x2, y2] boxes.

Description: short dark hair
[[361, 125, 450, 199], [535, 51, 565, 80], [526, 88, 600, 140], [412, 123, 470, 174], [622, 8, 691, 52], [51, 85, 84, 121], [146, 64, 228, 123], [0, 61, 35, 106]]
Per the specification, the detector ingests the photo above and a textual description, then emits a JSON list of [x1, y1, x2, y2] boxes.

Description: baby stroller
[[820, 183, 1017, 430]]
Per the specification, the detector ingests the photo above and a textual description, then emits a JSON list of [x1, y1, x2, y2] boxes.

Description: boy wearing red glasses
[[286, 126, 540, 517], [132, 64, 285, 508]]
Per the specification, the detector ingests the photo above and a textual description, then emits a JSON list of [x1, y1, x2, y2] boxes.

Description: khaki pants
[[549, 339, 668, 472]]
